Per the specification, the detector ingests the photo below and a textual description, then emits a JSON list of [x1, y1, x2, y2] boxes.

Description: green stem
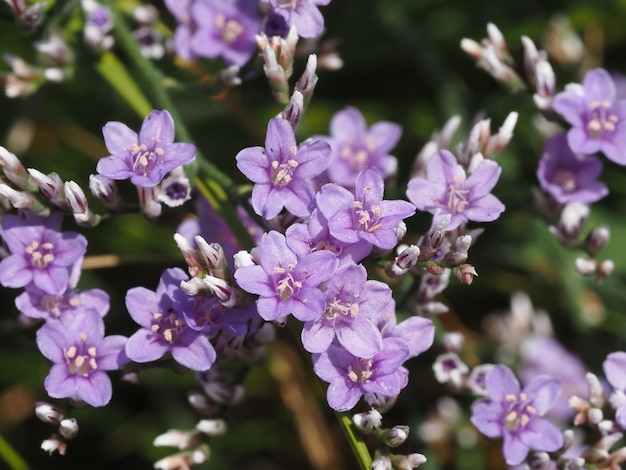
[[336, 412, 373, 470], [0, 434, 28, 470]]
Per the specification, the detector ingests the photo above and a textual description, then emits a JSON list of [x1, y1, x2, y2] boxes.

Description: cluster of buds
[[569, 372, 606, 427], [35, 402, 79, 456], [521, 36, 556, 111], [280, 54, 318, 129], [81, 0, 114, 51], [256, 26, 299, 104], [456, 113, 519, 165], [2, 0, 47, 32], [461, 23, 526, 93], [353, 410, 427, 470], [131, 4, 165, 60]]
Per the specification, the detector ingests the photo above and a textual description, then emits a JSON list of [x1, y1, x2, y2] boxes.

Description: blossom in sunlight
[[471, 364, 563, 466], [537, 133, 608, 204], [0, 212, 87, 296], [96, 109, 196, 187], [236, 117, 332, 219], [36, 309, 127, 407], [234, 230, 338, 322], [553, 67, 626, 164], [406, 150, 504, 230], [316, 167, 415, 250]]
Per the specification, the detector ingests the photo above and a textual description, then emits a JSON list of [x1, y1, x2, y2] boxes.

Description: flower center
[[273, 265, 302, 301], [587, 100, 619, 138], [348, 358, 374, 383], [131, 142, 163, 176], [25, 240, 55, 269], [340, 142, 371, 172], [150, 311, 186, 343], [65, 332, 97, 377], [324, 298, 359, 321], [446, 183, 469, 214], [553, 169, 577, 193], [215, 14, 243, 44], [271, 156, 299, 186], [353, 200, 384, 233], [503, 392, 537, 431]]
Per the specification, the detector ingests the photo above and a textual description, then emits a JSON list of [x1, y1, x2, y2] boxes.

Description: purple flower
[[262, 0, 330, 38], [301, 263, 388, 357], [0, 212, 87, 295], [316, 167, 415, 250], [471, 365, 563, 466], [36, 309, 127, 407], [312, 337, 409, 411], [537, 133, 608, 204], [190, 0, 261, 66], [125, 268, 216, 371], [16, 285, 109, 321], [321, 106, 401, 188], [406, 150, 504, 230], [553, 68, 626, 164], [234, 231, 338, 322], [285, 209, 372, 265], [164, 0, 196, 60], [603, 351, 626, 429], [236, 117, 332, 219], [96, 109, 196, 187]]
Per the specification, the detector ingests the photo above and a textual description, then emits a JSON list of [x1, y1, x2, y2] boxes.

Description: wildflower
[[603, 352, 626, 429], [36, 309, 127, 407], [320, 106, 401, 187], [0, 212, 87, 295], [553, 68, 626, 164], [406, 150, 504, 230], [234, 230, 338, 322], [190, 0, 261, 66], [537, 133, 608, 204], [236, 117, 331, 219], [261, 0, 331, 38], [316, 167, 415, 250], [470, 364, 563, 466], [96, 109, 196, 188]]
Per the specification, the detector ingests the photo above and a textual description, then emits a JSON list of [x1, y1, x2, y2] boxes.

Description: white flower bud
[[195, 419, 227, 436], [35, 402, 65, 425], [58, 418, 79, 439]]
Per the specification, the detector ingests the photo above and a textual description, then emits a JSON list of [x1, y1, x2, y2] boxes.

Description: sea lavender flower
[[125, 268, 216, 371], [234, 230, 338, 322], [236, 117, 332, 219], [316, 167, 415, 250], [537, 133, 608, 204], [471, 364, 563, 466], [406, 150, 504, 231], [312, 337, 409, 411], [190, 0, 262, 66], [164, 0, 196, 60], [0, 212, 87, 295], [320, 106, 401, 188], [261, 0, 331, 38], [603, 352, 626, 429], [301, 262, 388, 357], [35, 308, 127, 407], [552, 68, 626, 164], [15, 285, 109, 322], [82, 0, 114, 50], [96, 109, 196, 188]]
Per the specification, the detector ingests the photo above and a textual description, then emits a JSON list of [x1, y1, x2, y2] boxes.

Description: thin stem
[[336, 412, 373, 470], [0, 434, 28, 470]]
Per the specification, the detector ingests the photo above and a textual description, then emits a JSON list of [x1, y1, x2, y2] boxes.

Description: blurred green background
[[2, 0, 626, 469]]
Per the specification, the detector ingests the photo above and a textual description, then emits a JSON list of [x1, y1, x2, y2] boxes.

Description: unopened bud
[[153, 429, 200, 450], [0, 146, 36, 190], [0, 183, 47, 213], [587, 407, 604, 425], [89, 174, 121, 209], [58, 418, 79, 439], [387, 245, 420, 277], [575, 257, 596, 275], [380, 425, 410, 447], [371, 453, 393, 470], [35, 402, 64, 425], [180, 277, 211, 296], [196, 419, 227, 436], [528, 452, 551, 470], [394, 453, 427, 470], [295, 54, 318, 101], [187, 391, 219, 415], [598, 259, 614, 281], [65, 180, 95, 226], [454, 264, 477, 285], [442, 332, 464, 352], [174, 233, 203, 277], [460, 38, 482, 59], [420, 215, 450, 256], [137, 185, 162, 220], [586, 225, 610, 255], [281, 90, 304, 129], [352, 409, 383, 433], [234, 250, 255, 269], [195, 237, 226, 277], [28, 168, 65, 206], [203, 275, 239, 308], [41, 434, 67, 456]]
